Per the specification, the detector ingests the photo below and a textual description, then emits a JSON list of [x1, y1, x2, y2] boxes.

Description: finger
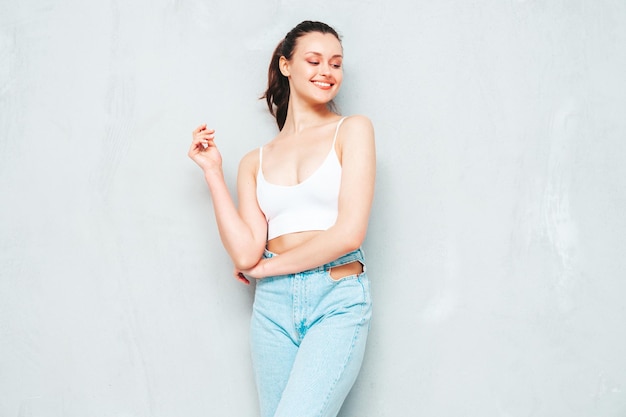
[[189, 139, 211, 154], [191, 135, 214, 148], [236, 272, 250, 285], [193, 131, 215, 143], [193, 124, 208, 134], [204, 137, 218, 148], [189, 139, 206, 152]]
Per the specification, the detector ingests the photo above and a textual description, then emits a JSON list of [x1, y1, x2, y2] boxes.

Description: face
[[279, 32, 343, 105]]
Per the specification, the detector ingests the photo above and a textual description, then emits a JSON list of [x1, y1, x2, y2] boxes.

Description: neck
[[281, 96, 336, 134]]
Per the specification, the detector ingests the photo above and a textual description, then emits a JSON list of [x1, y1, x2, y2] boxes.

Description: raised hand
[[188, 124, 223, 172]]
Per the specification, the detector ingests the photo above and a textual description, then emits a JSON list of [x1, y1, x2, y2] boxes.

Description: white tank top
[[256, 117, 346, 240]]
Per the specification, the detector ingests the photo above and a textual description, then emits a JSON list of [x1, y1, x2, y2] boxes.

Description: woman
[[188, 20, 375, 417]]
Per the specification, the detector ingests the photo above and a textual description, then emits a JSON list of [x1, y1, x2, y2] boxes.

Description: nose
[[319, 61, 331, 76]]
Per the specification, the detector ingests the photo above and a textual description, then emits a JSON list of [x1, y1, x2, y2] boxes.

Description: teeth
[[313, 81, 331, 87]]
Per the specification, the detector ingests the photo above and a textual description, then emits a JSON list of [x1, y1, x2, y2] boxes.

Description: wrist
[[260, 257, 273, 279], [204, 167, 224, 184]]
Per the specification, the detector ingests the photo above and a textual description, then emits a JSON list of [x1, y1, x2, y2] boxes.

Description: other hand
[[233, 268, 250, 285], [235, 258, 270, 282]]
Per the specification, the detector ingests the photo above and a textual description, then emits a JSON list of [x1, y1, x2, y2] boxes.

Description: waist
[[263, 247, 365, 274]]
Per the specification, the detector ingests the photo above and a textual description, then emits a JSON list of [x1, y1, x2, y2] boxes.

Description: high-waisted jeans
[[250, 248, 372, 417]]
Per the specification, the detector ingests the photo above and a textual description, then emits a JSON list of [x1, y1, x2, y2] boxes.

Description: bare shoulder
[[238, 147, 260, 176], [339, 115, 375, 145], [342, 114, 373, 131]]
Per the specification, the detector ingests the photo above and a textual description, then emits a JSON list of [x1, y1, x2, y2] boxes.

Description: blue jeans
[[250, 248, 372, 417]]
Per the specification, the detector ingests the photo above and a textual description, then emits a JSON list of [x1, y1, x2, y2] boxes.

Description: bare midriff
[[266, 230, 322, 254], [267, 231, 363, 280]]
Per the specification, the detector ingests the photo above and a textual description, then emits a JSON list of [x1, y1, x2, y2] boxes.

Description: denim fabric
[[251, 248, 372, 417]]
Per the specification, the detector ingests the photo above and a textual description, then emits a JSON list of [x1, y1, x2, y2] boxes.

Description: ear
[[279, 56, 290, 77]]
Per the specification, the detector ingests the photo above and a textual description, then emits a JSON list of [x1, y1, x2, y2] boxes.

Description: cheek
[[295, 65, 317, 80], [334, 73, 344, 86]]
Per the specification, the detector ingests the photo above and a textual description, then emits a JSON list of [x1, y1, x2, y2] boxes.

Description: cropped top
[[256, 117, 347, 240]]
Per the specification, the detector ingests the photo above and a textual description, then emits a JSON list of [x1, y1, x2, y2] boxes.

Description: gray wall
[[1, 1, 625, 416]]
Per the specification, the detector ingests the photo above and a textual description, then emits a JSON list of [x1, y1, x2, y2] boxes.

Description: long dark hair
[[261, 21, 341, 130]]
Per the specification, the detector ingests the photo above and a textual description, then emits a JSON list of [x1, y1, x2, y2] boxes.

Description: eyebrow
[[305, 51, 343, 59]]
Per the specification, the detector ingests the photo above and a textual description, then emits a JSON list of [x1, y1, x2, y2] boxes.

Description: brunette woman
[[189, 20, 375, 417]]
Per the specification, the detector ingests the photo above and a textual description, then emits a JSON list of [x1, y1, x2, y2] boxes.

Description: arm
[[188, 125, 267, 270], [242, 115, 376, 278]]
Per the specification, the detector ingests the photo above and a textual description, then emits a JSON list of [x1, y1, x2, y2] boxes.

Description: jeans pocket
[[323, 261, 366, 284], [324, 272, 359, 284]]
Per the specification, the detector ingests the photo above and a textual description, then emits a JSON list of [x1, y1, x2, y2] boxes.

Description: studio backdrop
[[1, 1, 625, 416]]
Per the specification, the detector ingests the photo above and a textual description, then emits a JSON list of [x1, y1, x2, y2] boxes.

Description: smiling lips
[[312, 80, 333, 89]]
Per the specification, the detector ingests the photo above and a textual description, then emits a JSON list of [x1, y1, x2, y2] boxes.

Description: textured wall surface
[[1, 1, 625, 416]]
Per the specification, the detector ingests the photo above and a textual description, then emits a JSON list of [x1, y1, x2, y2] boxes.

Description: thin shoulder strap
[[258, 146, 263, 176], [332, 116, 348, 146]]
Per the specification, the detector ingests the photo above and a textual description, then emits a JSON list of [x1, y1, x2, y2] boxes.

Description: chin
[[316, 91, 339, 104]]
